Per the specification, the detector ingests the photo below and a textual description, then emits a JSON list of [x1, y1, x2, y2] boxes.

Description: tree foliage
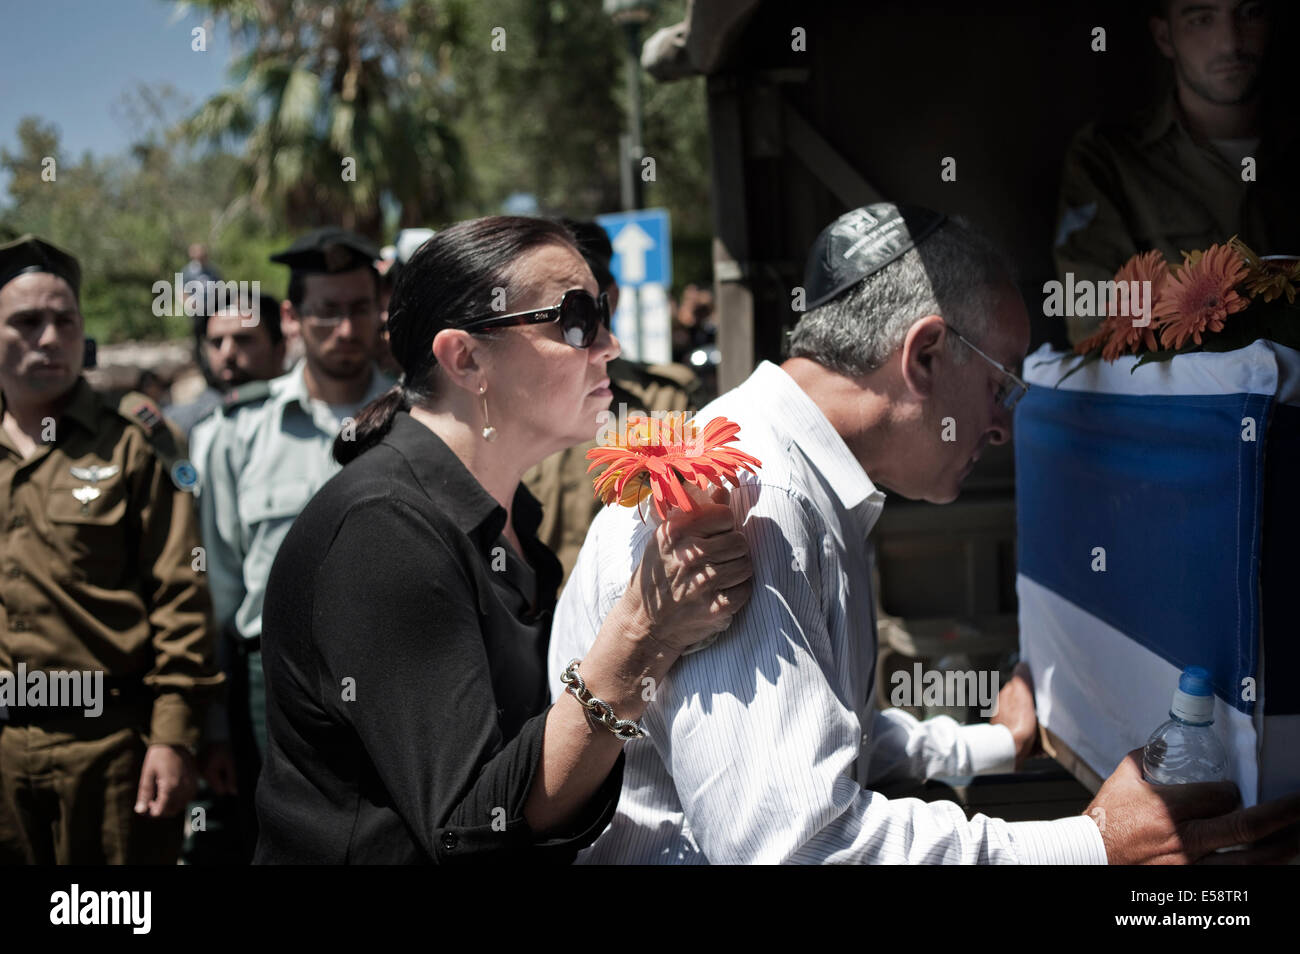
[[1, 94, 293, 344], [1, 0, 712, 342], [181, 0, 470, 235]]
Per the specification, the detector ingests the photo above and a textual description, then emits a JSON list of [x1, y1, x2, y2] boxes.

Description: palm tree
[[182, 0, 470, 237]]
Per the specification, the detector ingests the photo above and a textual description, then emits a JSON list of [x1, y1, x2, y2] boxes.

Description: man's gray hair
[[787, 216, 1013, 375]]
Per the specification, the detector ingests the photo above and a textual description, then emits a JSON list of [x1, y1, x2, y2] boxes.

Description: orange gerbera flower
[[1073, 250, 1169, 361], [1153, 243, 1249, 350], [586, 412, 762, 521]]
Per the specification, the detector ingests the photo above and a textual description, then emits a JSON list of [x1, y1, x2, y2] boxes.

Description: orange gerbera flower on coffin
[[1073, 249, 1169, 361], [586, 412, 762, 521], [1153, 243, 1249, 350]]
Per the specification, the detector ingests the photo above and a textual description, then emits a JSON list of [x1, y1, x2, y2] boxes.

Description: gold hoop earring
[[479, 383, 497, 442]]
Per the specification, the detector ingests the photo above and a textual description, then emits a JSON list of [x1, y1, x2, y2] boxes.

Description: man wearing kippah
[[190, 227, 392, 862], [0, 235, 222, 864], [551, 203, 1300, 865]]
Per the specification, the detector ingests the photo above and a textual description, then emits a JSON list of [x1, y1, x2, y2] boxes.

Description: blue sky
[[0, 0, 233, 168]]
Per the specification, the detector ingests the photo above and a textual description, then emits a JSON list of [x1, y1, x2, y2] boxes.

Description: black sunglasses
[[461, 289, 611, 349]]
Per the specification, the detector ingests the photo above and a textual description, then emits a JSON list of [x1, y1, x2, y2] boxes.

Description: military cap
[[269, 227, 380, 275], [0, 233, 82, 299], [803, 203, 947, 312]]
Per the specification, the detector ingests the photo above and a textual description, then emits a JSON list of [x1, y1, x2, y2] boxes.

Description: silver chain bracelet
[[560, 658, 646, 741]]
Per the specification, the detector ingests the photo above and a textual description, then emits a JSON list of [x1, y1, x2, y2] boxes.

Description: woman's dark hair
[[334, 215, 579, 464]]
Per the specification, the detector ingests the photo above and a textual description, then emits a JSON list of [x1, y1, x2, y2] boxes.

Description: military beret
[[269, 227, 380, 275], [0, 234, 82, 299], [803, 203, 947, 312]]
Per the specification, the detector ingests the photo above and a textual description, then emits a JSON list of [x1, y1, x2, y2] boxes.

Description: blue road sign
[[596, 208, 671, 289]]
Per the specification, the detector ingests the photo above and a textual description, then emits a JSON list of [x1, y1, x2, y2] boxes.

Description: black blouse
[[253, 411, 623, 864]]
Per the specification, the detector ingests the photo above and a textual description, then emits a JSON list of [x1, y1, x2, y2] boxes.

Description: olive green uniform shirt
[[0, 378, 221, 749], [1054, 94, 1300, 344]]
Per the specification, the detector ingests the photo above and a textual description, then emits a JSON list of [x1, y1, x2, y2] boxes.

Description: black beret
[[269, 227, 380, 275], [803, 203, 947, 312], [0, 234, 81, 299]]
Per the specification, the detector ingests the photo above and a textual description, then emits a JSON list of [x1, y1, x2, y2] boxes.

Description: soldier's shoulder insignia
[[170, 459, 199, 493], [221, 380, 272, 415], [116, 390, 185, 477], [117, 391, 165, 435]]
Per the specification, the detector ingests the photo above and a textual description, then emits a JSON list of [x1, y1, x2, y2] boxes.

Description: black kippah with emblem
[[802, 203, 947, 312]]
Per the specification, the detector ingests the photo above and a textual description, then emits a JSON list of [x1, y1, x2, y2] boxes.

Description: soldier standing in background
[[0, 235, 222, 864], [175, 292, 284, 864], [1054, 0, 1299, 344], [168, 292, 287, 439], [190, 228, 392, 861]]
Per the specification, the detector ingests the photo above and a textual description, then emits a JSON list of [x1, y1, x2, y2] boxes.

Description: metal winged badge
[[70, 464, 119, 483], [71, 486, 101, 512], [69, 463, 118, 514]]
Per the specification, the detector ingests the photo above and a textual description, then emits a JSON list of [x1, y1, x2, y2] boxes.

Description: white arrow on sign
[[612, 222, 655, 284]]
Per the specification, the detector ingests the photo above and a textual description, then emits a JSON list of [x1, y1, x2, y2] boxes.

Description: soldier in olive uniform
[[189, 228, 392, 861], [523, 221, 701, 582], [0, 235, 222, 864], [1054, 0, 1299, 345]]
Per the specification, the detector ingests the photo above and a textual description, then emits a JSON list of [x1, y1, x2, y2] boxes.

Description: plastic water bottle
[[1142, 666, 1228, 784]]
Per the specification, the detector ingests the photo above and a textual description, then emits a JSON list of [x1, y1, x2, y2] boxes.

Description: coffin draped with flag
[[1014, 340, 1300, 805]]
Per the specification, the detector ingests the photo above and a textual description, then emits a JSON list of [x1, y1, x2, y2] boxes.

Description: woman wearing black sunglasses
[[254, 216, 753, 863]]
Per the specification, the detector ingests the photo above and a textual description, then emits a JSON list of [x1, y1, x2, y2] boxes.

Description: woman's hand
[[619, 483, 754, 655], [530, 484, 752, 835]]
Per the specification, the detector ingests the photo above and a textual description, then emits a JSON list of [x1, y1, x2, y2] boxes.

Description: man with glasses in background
[[549, 204, 1300, 864], [189, 228, 392, 862]]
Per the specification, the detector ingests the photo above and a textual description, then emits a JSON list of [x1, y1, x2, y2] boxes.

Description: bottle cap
[[1171, 665, 1216, 724]]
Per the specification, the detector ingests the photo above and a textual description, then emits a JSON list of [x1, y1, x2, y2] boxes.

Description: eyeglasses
[[461, 289, 611, 349], [301, 299, 379, 327], [948, 326, 1029, 412]]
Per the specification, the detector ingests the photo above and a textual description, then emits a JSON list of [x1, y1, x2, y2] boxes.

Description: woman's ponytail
[[334, 384, 409, 465]]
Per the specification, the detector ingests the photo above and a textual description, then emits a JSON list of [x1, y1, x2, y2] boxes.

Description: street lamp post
[[604, 0, 658, 214], [604, 0, 659, 361]]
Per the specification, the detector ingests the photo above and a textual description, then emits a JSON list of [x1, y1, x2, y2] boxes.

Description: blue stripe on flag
[[1014, 387, 1270, 715]]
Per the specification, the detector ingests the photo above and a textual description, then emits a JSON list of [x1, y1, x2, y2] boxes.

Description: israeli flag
[[1015, 340, 1300, 805]]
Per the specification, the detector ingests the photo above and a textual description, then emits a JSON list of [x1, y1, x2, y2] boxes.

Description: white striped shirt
[[549, 361, 1107, 864]]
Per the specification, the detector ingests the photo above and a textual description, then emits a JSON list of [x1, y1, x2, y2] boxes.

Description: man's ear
[[899, 314, 947, 399], [280, 300, 299, 340], [430, 328, 484, 394], [1150, 15, 1174, 60]]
